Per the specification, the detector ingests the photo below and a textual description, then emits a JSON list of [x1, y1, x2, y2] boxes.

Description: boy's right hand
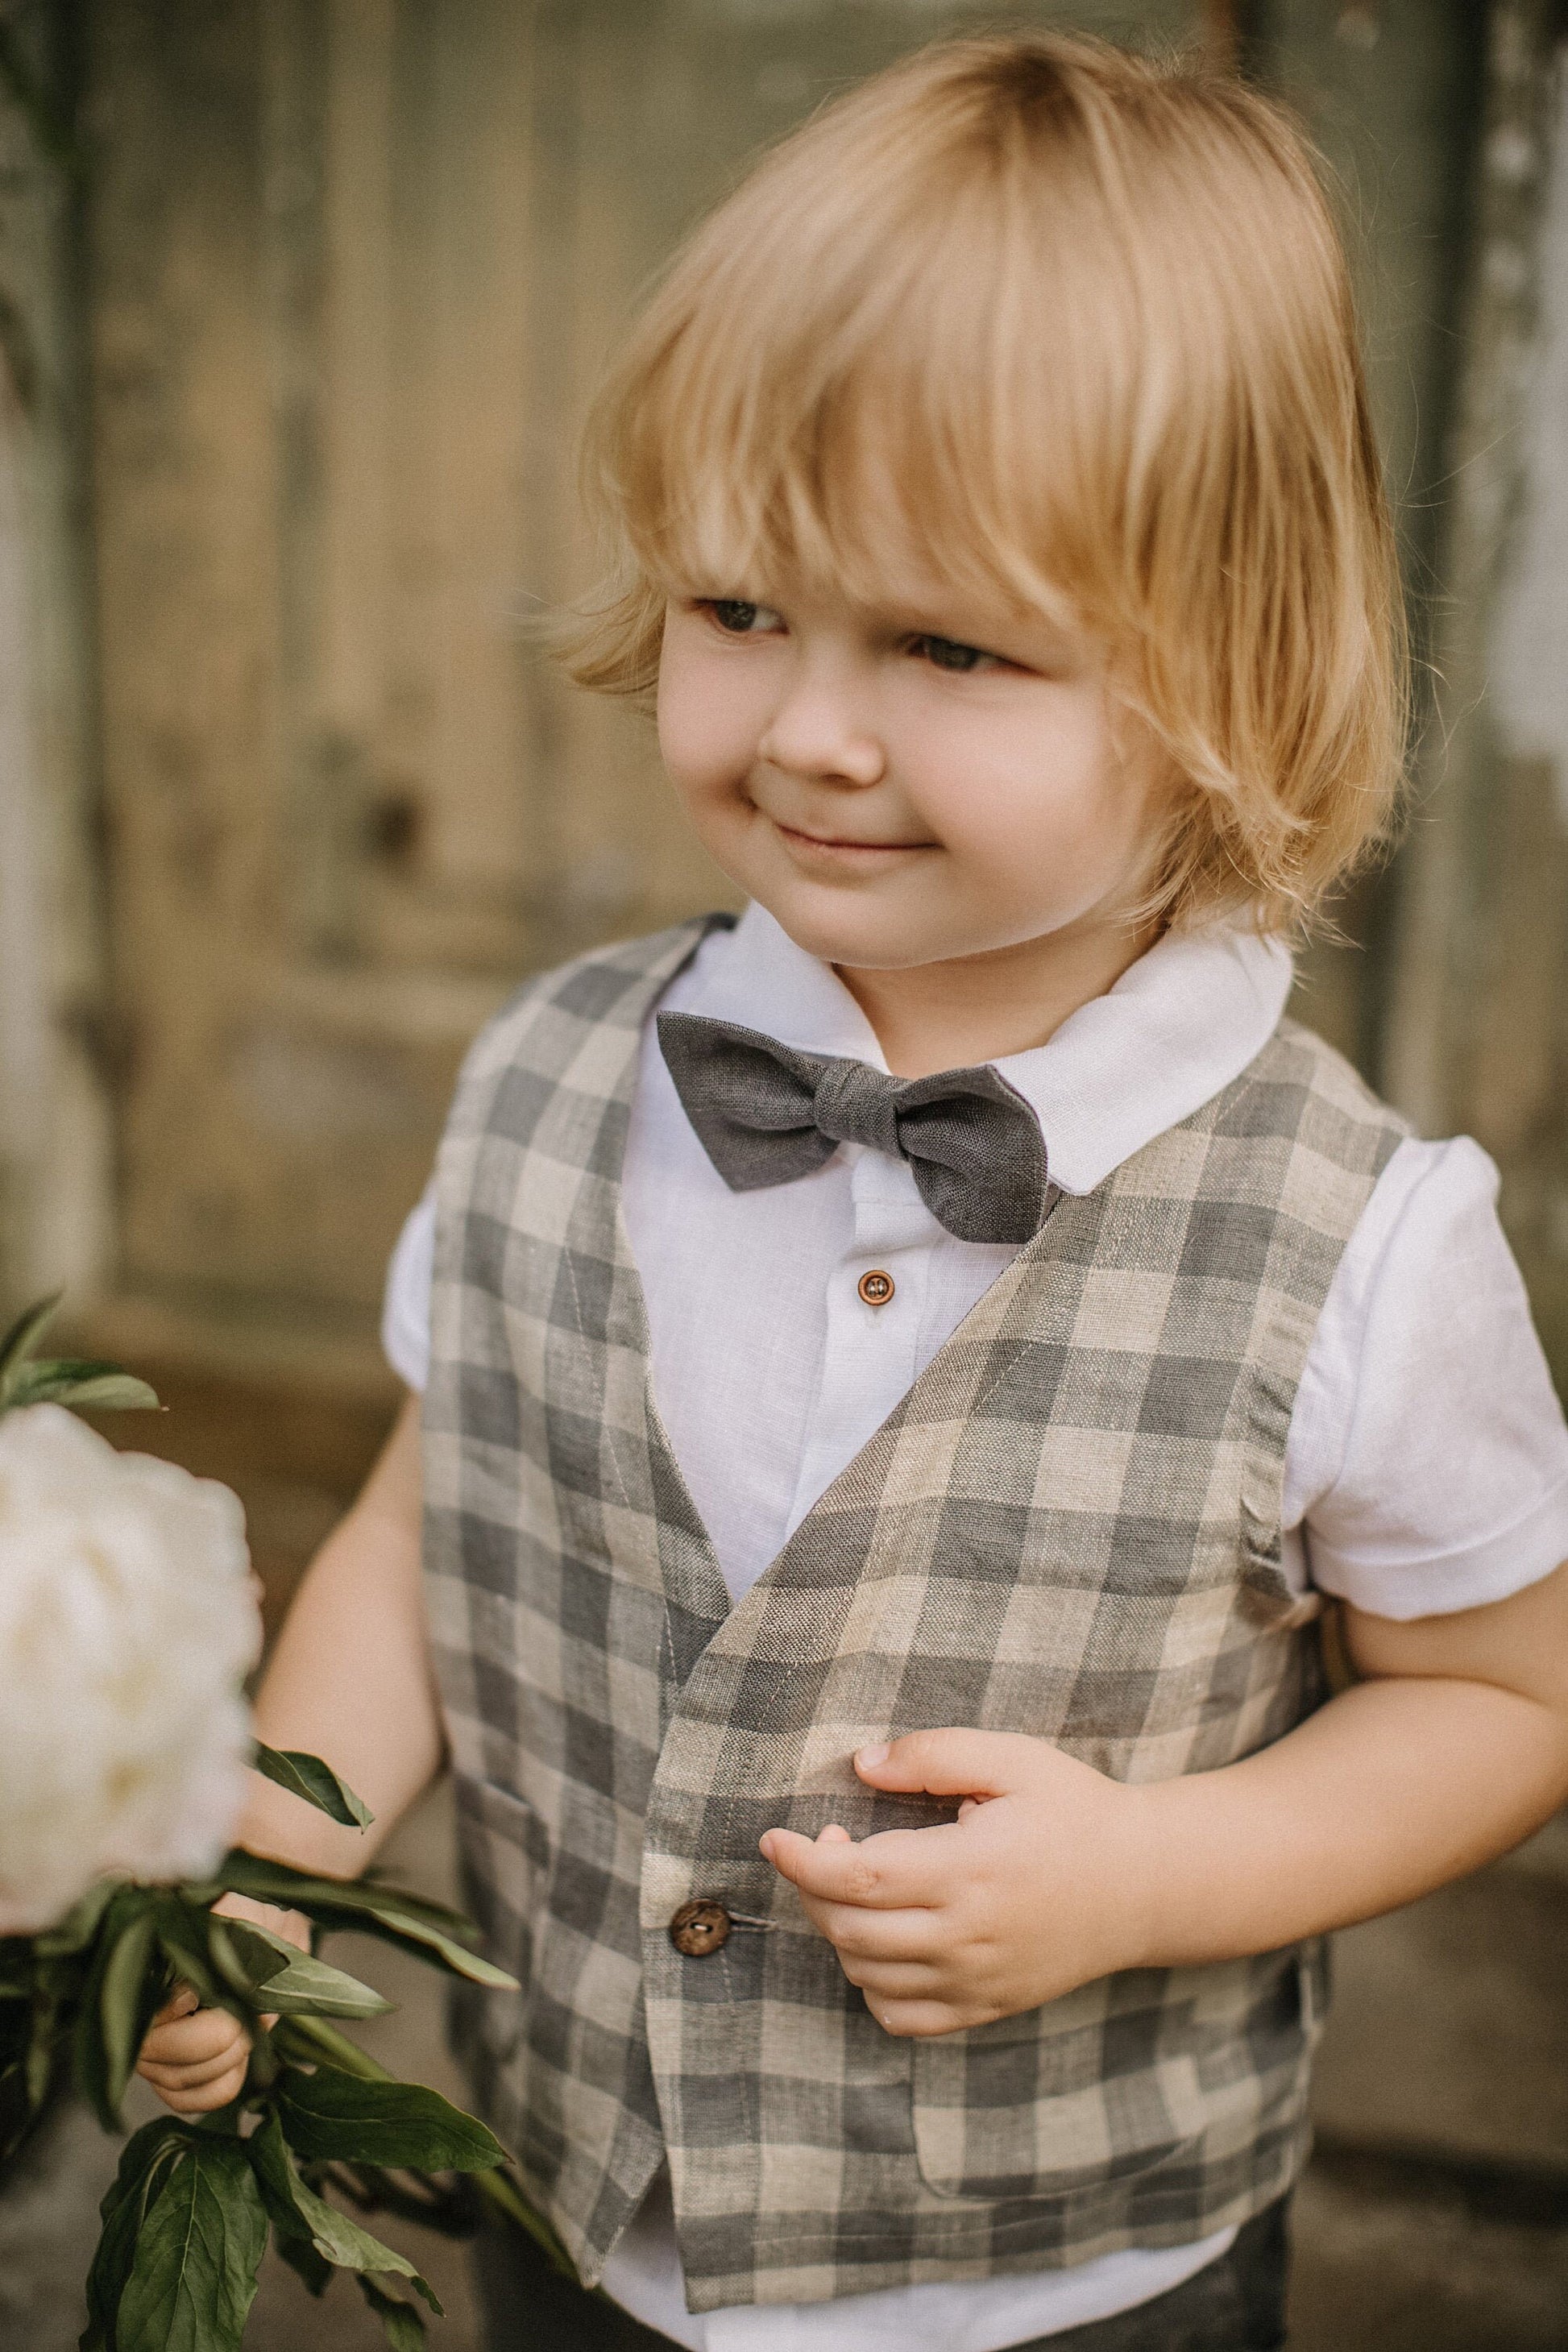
[[135, 1894, 310, 2115]]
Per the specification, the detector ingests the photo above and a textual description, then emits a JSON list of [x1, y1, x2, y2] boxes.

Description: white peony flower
[[0, 1404, 262, 1934]]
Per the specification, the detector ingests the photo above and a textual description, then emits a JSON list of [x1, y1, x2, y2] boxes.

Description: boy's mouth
[[768, 817, 936, 868]]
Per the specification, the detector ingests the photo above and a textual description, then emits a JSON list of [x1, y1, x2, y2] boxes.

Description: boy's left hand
[[759, 1731, 1153, 2038]]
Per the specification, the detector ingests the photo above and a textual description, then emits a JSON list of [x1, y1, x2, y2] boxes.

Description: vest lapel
[[549, 920, 736, 1659]]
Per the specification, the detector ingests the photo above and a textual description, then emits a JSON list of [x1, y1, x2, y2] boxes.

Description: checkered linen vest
[[424, 919, 1407, 2313]]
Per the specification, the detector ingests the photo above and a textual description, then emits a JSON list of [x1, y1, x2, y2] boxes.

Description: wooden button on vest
[[857, 1269, 894, 1307], [670, 1898, 732, 1956]]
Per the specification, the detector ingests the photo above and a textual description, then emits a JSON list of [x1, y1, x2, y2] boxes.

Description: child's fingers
[[768, 1825, 944, 1951], [866, 1997, 968, 2041], [139, 2005, 250, 2071], [143, 2056, 251, 2115], [760, 1822, 954, 1909], [138, 2001, 255, 2115], [836, 1954, 943, 2002], [806, 1899, 943, 1962], [138, 2034, 251, 2093], [852, 1729, 1046, 1800]]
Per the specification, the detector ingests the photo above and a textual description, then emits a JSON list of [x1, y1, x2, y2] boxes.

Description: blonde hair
[[566, 32, 1408, 933]]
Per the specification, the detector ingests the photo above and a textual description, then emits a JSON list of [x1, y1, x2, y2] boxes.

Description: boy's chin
[[758, 893, 981, 974]]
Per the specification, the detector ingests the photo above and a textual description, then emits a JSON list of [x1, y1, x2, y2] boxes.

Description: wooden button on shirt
[[857, 1268, 894, 1307], [670, 1898, 731, 1956]]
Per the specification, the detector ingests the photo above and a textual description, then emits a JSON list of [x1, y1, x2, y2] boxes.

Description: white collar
[[690, 902, 1292, 1197]]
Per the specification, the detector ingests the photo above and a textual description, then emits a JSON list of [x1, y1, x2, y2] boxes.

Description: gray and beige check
[[422, 919, 1405, 2313]]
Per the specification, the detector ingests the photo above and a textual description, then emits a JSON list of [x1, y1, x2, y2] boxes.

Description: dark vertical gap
[[518, 0, 584, 972], [1201, 0, 1247, 69], [1359, 0, 1494, 1093], [1231, 0, 1271, 85], [38, 0, 123, 1267], [41, 0, 101, 844], [264, 0, 354, 965], [1242, 2, 1495, 1088]]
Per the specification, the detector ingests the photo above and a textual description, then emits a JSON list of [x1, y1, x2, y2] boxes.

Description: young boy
[[140, 34, 1568, 2352]]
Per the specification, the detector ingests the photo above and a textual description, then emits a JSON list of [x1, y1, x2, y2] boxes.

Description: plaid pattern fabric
[[423, 919, 1406, 2312]]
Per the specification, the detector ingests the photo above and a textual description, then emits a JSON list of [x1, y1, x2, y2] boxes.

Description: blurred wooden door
[[81, 0, 1472, 1383]]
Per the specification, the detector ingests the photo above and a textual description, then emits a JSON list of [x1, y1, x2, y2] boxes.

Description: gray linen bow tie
[[657, 1012, 1049, 1245]]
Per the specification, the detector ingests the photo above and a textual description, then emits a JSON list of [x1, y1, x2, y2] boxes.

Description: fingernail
[[857, 1743, 889, 1768], [758, 1832, 776, 1860]]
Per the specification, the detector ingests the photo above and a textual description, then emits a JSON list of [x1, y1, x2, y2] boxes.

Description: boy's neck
[[832, 917, 1161, 1078]]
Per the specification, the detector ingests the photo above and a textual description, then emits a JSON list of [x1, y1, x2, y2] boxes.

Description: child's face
[[657, 575, 1170, 977]]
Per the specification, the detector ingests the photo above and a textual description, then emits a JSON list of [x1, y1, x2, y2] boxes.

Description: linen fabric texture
[[422, 919, 1405, 2315]]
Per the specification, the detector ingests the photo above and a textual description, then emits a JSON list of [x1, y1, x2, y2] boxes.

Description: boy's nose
[[757, 678, 885, 789]]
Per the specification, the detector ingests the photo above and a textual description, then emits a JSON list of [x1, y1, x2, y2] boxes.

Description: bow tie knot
[[657, 1011, 1050, 1247], [811, 1059, 902, 1158]]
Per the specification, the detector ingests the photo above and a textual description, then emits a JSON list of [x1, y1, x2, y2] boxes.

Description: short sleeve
[[381, 1183, 436, 1394], [1284, 1135, 1568, 1619]]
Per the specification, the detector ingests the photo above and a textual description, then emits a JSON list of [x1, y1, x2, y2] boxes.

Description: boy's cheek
[[657, 647, 763, 791], [657, 721, 759, 846]]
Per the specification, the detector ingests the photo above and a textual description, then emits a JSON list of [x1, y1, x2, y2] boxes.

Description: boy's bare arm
[[239, 1391, 442, 1873], [761, 1559, 1568, 2039], [139, 1392, 441, 2110]]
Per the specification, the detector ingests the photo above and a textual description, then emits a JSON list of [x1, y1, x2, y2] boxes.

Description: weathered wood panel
[[0, 26, 113, 1326], [1257, 1, 1482, 1072], [1385, 3, 1568, 1391]]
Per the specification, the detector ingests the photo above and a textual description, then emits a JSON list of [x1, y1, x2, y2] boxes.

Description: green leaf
[[98, 2117, 191, 2230], [72, 1985, 110, 2132], [152, 1908, 225, 2014], [267, 2017, 579, 2282], [97, 1908, 164, 2121], [0, 1292, 162, 1416], [216, 1920, 392, 2020], [81, 2185, 141, 2350], [270, 2013, 377, 2069], [0, 1292, 60, 1395], [0, 1939, 35, 1994], [114, 2137, 268, 2352], [357, 2273, 429, 2350], [219, 1851, 475, 1935], [338, 1902, 521, 1989], [217, 1852, 516, 1989], [276, 2064, 506, 2172], [252, 1743, 375, 1828], [6, 1362, 161, 1412], [272, 2226, 335, 2297], [33, 1875, 124, 1958], [24, 1977, 66, 2111], [205, 1914, 293, 1993], [81, 2120, 189, 2352], [249, 2112, 442, 2310], [71, 1889, 166, 2130]]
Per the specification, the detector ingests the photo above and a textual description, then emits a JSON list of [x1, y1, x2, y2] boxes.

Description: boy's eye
[[707, 599, 784, 636], [912, 633, 994, 674]]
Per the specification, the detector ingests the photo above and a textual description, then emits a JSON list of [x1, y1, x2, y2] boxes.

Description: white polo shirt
[[386, 905, 1568, 2350]]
